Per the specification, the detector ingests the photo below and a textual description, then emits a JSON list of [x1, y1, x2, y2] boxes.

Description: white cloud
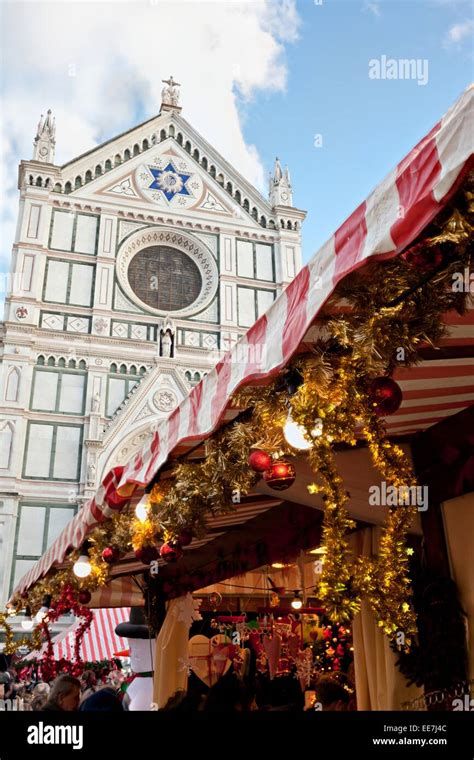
[[363, 1, 381, 17], [443, 18, 474, 46], [0, 0, 300, 285]]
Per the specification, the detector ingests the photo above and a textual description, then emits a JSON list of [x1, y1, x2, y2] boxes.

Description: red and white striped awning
[[26, 608, 130, 662], [13, 84, 473, 598]]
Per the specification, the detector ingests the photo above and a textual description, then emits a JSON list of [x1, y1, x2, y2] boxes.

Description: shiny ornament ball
[[78, 591, 91, 605], [368, 377, 403, 416], [263, 460, 296, 491], [135, 545, 159, 565], [248, 449, 272, 473], [159, 542, 183, 563], [102, 546, 119, 564]]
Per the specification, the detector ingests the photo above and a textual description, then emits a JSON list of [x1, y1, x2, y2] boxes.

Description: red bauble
[[248, 449, 272, 473], [401, 240, 443, 272], [78, 590, 91, 605], [160, 542, 184, 563], [263, 460, 296, 491], [177, 529, 193, 547], [102, 546, 119, 564], [368, 377, 403, 416], [135, 545, 159, 565]]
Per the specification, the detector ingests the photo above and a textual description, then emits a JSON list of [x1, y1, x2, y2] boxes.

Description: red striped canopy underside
[[14, 85, 474, 598], [25, 607, 130, 662]]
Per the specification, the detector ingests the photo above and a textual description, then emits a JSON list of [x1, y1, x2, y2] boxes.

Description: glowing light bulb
[[135, 495, 149, 523], [283, 414, 312, 450], [291, 590, 303, 610], [73, 554, 92, 578]]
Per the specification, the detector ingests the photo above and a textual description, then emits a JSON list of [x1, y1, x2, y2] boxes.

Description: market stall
[[4, 84, 473, 712]]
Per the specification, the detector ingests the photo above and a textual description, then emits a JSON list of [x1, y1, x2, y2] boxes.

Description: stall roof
[[24, 607, 130, 662], [13, 84, 473, 598]]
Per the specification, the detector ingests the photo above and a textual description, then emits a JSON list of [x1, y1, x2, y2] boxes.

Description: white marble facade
[[0, 82, 305, 606]]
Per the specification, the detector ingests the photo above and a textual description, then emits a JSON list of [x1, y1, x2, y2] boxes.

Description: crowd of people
[[0, 663, 127, 711], [1, 668, 354, 713]]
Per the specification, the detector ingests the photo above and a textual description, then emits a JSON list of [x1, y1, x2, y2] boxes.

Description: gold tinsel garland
[[0, 611, 44, 655], [6, 191, 472, 656]]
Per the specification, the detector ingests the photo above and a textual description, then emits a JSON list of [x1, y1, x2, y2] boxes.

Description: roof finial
[[33, 108, 56, 163], [160, 76, 182, 112]]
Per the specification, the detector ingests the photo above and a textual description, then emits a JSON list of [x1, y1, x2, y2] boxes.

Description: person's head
[[81, 670, 97, 690], [257, 674, 304, 712], [79, 686, 124, 712], [204, 671, 254, 713], [47, 674, 81, 711], [315, 675, 351, 711]]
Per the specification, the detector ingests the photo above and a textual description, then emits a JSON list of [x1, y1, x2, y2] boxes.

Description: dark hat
[[115, 607, 150, 639], [79, 687, 124, 712]]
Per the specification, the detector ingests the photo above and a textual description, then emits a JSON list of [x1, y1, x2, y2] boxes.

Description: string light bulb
[[35, 595, 52, 623], [73, 553, 91, 578], [283, 413, 312, 450], [291, 590, 303, 610], [135, 494, 149, 523]]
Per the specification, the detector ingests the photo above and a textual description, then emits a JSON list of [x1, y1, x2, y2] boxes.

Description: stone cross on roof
[[161, 76, 181, 108]]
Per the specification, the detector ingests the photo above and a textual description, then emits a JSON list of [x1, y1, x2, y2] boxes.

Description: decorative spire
[[269, 156, 293, 207], [160, 76, 182, 112], [274, 157, 283, 181], [33, 108, 56, 163]]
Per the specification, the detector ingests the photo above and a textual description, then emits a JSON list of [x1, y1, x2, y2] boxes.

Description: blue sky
[[0, 0, 472, 315], [243, 0, 473, 260]]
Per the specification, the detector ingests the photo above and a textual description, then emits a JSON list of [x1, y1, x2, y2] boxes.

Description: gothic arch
[[0, 422, 14, 469], [5, 367, 20, 402]]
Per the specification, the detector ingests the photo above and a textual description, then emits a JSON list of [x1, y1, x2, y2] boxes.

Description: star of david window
[[127, 245, 202, 312], [148, 162, 191, 201]]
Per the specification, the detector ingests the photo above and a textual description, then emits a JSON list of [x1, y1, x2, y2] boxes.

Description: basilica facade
[[0, 79, 305, 607]]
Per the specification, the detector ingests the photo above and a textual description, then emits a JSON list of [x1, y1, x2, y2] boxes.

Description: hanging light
[[283, 411, 323, 450], [283, 413, 312, 451], [291, 590, 303, 610], [73, 542, 92, 578], [135, 494, 149, 523], [35, 595, 52, 623], [21, 607, 34, 631], [73, 554, 91, 578]]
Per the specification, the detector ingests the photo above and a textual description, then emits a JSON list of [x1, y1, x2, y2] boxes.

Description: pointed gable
[[52, 110, 282, 231]]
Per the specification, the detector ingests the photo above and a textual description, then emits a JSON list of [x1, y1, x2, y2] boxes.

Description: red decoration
[[78, 590, 91, 605], [36, 585, 93, 683], [135, 545, 159, 564], [177, 529, 193, 547], [102, 546, 119, 564], [263, 460, 296, 491], [248, 449, 272, 473], [368, 377, 403, 416], [401, 240, 443, 272], [160, 541, 184, 563]]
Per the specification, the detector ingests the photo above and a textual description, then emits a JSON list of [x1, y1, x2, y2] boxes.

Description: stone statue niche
[[159, 327, 174, 358]]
